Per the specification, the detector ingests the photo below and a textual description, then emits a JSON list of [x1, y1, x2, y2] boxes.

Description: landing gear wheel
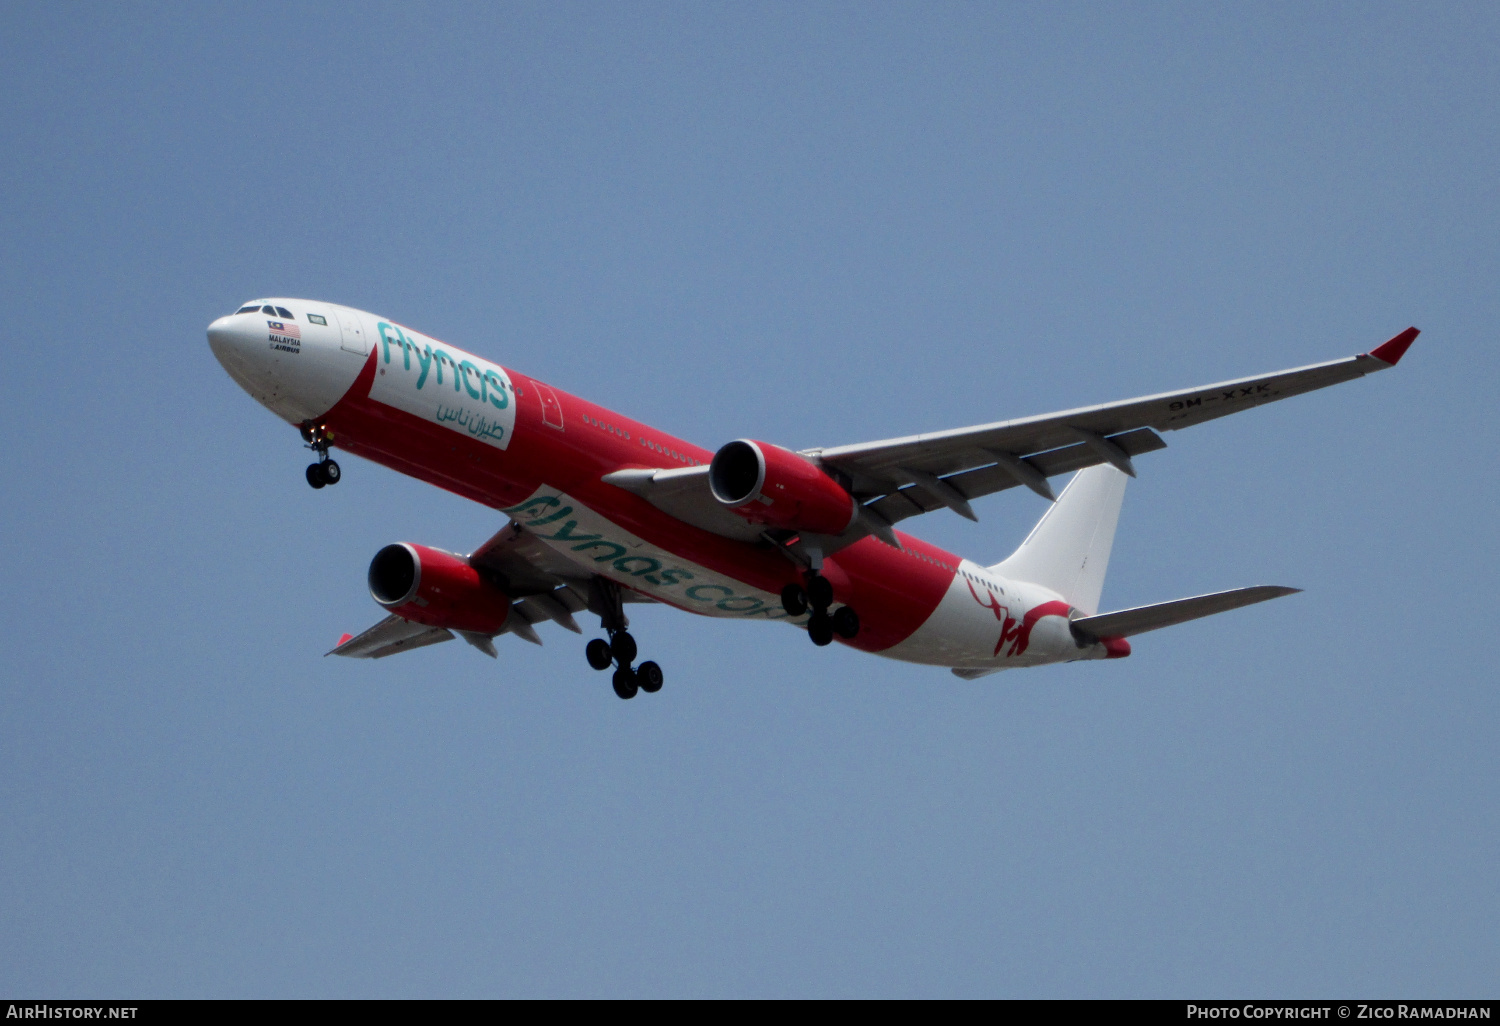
[[637, 661, 663, 693], [586, 638, 613, 671], [808, 612, 834, 647], [806, 574, 834, 611], [610, 631, 638, 665], [780, 584, 808, 617], [612, 667, 639, 700], [300, 423, 339, 487], [832, 606, 860, 639]]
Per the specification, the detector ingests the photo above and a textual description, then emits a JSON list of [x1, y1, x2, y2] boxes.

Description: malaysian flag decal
[[268, 320, 300, 339]]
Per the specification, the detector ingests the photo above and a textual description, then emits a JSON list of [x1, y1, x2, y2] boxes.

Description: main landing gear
[[301, 422, 341, 489], [586, 631, 662, 700], [586, 577, 663, 700], [781, 572, 860, 647]]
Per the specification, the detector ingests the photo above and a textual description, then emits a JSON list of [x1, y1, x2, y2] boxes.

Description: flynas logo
[[504, 490, 806, 622], [367, 321, 517, 449]]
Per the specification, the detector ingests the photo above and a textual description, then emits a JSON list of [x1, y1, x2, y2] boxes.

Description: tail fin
[[990, 465, 1127, 616]]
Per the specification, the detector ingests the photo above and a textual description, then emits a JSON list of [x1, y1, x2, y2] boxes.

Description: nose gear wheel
[[300, 422, 341, 488]]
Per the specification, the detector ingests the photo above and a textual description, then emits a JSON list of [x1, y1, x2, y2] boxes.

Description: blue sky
[[1, 2, 1495, 997]]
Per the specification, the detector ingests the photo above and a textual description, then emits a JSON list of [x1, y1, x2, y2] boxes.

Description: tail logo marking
[[965, 580, 1070, 658]]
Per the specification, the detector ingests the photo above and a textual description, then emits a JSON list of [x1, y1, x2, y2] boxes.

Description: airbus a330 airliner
[[208, 300, 1417, 698]]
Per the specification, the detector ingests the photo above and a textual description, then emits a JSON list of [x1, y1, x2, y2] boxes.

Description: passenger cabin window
[[274, 306, 294, 319], [236, 305, 261, 314], [307, 314, 327, 326]]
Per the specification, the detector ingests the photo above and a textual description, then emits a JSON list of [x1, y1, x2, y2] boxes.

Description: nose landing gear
[[300, 422, 341, 489], [305, 461, 341, 489], [782, 572, 860, 647]]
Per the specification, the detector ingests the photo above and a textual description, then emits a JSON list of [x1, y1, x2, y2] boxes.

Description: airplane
[[207, 299, 1418, 698]]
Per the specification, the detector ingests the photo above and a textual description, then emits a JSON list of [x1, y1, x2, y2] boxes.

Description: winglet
[[1368, 327, 1419, 367], [324, 632, 355, 658]]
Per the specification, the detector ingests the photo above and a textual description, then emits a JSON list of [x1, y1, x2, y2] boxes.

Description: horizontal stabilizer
[[1069, 585, 1301, 639]]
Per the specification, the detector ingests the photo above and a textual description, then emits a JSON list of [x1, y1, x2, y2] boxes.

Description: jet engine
[[367, 542, 511, 634], [708, 439, 857, 536]]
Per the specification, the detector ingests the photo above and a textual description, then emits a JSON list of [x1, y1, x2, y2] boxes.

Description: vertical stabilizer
[[989, 465, 1127, 616]]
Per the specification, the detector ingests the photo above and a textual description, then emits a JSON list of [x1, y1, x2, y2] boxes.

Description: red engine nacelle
[[708, 439, 857, 536], [367, 542, 511, 634]]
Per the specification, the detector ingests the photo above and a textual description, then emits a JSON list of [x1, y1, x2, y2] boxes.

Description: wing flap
[[470, 522, 593, 593], [866, 427, 1166, 526], [513, 587, 584, 633]]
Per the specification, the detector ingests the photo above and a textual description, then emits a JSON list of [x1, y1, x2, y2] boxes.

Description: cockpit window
[[261, 305, 277, 315], [236, 305, 260, 315], [274, 306, 294, 319]]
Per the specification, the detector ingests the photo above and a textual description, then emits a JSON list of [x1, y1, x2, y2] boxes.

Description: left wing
[[607, 329, 1418, 545], [327, 614, 455, 659], [815, 328, 1418, 528]]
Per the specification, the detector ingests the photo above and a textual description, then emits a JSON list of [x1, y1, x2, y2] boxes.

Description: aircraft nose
[[207, 300, 363, 425], [206, 311, 266, 386], [207, 311, 265, 366], [206, 315, 238, 356]]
